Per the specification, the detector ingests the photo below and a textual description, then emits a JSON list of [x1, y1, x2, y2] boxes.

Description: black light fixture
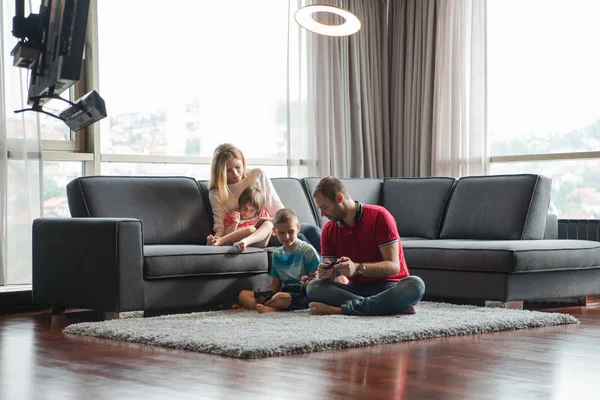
[[59, 90, 107, 131]]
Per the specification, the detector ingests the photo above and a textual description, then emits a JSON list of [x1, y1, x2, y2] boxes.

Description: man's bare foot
[[399, 306, 416, 315], [233, 240, 248, 251], [256, 304, 279, 313], [309, 302, 342, 315]]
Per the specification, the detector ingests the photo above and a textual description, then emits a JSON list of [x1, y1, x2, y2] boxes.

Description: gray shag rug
[[63, 301, 578, 359]]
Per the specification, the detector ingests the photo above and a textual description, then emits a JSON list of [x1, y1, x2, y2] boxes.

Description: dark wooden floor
[[1, 304, 600, 400]]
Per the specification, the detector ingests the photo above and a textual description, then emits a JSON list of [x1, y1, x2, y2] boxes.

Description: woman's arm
[[251, 169, 284, 216]]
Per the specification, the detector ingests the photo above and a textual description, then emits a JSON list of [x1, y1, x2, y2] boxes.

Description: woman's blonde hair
[[209, 143, 248, 204]]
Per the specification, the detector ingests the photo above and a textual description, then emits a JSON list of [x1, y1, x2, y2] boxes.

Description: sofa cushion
[[303, 178, 383, 227], [67, 176, 212, 245], [143, 245, 269, 279], [403, 239, 600, 273], [439, 174, 552, 240], [383, 177, 456, 239], [272, 178, 319, 225]]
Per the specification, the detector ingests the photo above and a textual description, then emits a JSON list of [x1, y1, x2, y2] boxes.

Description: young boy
[[237, 208, 319, 313]]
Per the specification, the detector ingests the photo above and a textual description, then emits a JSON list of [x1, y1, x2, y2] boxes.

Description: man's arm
[[335, 242, 400, 278]]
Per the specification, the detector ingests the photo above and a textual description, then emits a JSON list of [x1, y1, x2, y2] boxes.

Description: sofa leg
[[51, 305, 65, 315], [484, 301, 523, 310], [102, 312, 122, 320]]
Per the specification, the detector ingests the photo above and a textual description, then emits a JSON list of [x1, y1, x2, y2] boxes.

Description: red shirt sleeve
[[259, 209, 270, 219], [224, 212, 233, 227], [375, 208, 400, 246]]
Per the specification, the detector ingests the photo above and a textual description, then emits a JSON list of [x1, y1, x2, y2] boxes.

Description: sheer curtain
[[289, 0, 487, 179], [0, 0, 42, 285], [290, 0, 389, 178], [431, 0, 488, 177], [287, 0, 317, 178]]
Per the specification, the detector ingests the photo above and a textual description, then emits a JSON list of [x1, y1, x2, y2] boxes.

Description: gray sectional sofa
[[32, 173, 600, 316]]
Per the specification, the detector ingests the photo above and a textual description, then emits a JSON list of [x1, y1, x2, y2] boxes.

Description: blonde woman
[[207, 143, 322, 252]]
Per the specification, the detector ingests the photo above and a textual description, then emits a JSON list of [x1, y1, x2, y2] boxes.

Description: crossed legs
[[237, 290, 292, 313], [306, 276, 425, 316]]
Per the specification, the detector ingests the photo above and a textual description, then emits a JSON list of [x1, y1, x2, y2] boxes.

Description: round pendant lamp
[[294, 4, 361, 37]]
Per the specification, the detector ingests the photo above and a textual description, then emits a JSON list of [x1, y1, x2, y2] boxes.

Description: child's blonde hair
[[238, 186, 265, 214], [273, 208, 298, 226], [209, 143, 248, 204]]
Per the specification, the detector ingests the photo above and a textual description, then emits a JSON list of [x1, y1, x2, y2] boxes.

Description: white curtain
[[287, 0, 317, 178], [289, 0, 389, 178], [289, 0, 488, 179], [0, 0, 42, 285], [432, 0, 488, 177]]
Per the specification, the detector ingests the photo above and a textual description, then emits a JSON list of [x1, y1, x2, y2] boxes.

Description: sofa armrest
[[544, 213, 558, 239], [33, 218, 145, 312]]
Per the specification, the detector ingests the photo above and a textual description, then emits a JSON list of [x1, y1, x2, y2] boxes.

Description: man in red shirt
[[306, 177, 425, 316]]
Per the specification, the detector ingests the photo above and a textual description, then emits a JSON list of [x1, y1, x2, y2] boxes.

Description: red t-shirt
[[320, 202, 409, 284]]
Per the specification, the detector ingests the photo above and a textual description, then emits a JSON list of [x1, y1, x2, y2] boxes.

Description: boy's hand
[[254, 289, 275, 304], [300, 275, 310, 286], [300, 270, 318, 286]]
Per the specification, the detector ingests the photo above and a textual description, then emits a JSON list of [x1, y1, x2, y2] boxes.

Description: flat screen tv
[[27, 0, 90, 106]]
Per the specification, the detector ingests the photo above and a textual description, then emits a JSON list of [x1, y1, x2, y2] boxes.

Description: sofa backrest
[[302, 178, 383, 227], [383, 177, 456, 239], [196, 180, 214, 231], [271, 178, 319, 226], [67, 176, 211, 245], [439, 174, 552, 240]]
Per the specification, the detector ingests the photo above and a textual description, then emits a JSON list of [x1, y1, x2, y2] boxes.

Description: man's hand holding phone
[[318, 258, 340, 281]]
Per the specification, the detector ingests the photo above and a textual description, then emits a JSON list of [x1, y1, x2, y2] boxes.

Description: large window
[[43, 162, 83, 217], [97, 0, 289, 161], [102, 163, 287, 180], [488, 0, 600, 217]]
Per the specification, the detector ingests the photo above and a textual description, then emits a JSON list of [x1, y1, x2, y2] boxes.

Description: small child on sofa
[[237, 208, 321, 313], [207, 185, 270, 250]]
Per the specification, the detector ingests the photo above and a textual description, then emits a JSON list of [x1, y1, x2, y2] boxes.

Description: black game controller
[[254, 289, 275, 304], [323, 259, 341, 270]]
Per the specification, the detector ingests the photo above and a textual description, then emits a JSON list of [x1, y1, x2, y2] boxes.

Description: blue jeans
[[306, 276, 425, 316], [298, 224, 322, 254]]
